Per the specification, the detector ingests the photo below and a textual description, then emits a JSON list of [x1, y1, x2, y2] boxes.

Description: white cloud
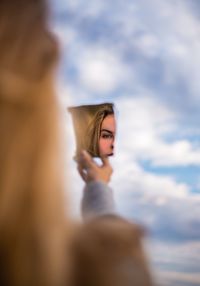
[[77, 48, 130, 93], [56, 81, 73, 107], [157, 271, 200, 286], [50, 0, 82, 12], [145, 0, 200, 98], [134, 34, 160, 58], [53, 0, 200, 101], [111, 142, 200, 240], [53, 25, 78, 50], [149, 140, 200, 167], [112, 159, 189, 201], [115, 95, 200, 167], [147, 241, 200, 286]]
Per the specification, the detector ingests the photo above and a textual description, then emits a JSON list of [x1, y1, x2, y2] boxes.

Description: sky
[[50, 1, 200, 285]]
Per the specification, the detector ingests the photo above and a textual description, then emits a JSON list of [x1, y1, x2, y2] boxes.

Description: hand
[[77, 150, 113, 184]]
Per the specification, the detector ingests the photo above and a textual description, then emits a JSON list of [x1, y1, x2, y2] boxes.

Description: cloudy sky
[[50, 0, 200, 285]]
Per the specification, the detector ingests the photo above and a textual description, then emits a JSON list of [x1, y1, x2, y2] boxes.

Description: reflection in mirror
[[68, 103, 116, 159]]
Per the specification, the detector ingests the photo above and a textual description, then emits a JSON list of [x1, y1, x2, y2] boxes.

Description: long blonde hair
[[0, 1, 68, 286]]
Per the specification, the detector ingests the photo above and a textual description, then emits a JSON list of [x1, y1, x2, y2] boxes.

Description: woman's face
[[99, 114, 116, 157]]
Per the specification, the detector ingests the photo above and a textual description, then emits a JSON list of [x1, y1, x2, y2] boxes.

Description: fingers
[[81, 150, 96, 169], [82, 150, 112, 172], [77, 164, 87, 182], [77, 150, 113, 184], [101, 156, 109, 166], [101, 156, 113, 173], [77, 150, 97, 183]]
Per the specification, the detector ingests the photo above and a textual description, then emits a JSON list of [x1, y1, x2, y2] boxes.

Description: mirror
[[68, 103, 116, 159]]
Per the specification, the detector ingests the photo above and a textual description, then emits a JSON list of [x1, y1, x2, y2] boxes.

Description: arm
[[81, 180, 115, 220], [77, 151, 115, 220]]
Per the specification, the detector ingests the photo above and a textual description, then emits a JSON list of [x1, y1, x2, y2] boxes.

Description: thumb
[[101, 156, 110, 166]]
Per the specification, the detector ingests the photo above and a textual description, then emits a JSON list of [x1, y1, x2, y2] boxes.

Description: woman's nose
[[110, 137, 115, 150]]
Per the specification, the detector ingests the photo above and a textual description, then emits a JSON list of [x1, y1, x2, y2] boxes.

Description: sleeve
[[81, 181, 115, 220]]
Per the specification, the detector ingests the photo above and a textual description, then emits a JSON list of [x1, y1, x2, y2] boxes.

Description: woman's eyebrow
[[101, 129, 114, 134]]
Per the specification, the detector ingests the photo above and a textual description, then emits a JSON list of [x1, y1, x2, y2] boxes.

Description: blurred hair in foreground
[[0, 1, 69, 286], [71, 214, 154, 286]]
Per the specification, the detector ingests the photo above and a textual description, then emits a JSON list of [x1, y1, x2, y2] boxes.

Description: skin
[[77, 150, 113, 184], [99, 114, 116, 157]]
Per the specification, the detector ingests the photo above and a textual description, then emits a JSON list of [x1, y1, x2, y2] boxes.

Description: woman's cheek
[[99, 139, 107, 153]]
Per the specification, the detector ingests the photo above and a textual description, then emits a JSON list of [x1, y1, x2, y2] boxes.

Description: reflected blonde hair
[[0, 1, 68, 286], [68, 103, 114, 158]]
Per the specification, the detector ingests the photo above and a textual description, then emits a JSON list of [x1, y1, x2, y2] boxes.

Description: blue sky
[[50, 0, 200, 285]]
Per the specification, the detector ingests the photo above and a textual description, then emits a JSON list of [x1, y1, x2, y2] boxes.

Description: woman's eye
[[101, 133, 113, 139]]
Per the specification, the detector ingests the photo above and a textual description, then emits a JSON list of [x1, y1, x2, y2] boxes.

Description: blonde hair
[[68, 103, 114, 158], [0, 1, 68, 286]]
